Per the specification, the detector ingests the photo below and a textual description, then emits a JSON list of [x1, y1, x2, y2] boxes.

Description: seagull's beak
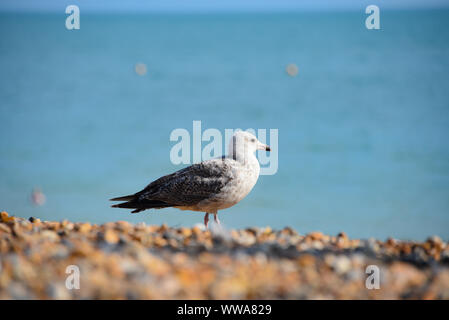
[[258, 142, 271, 152]]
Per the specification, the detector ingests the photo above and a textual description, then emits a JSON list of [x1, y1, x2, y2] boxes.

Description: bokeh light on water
[[31, 188, 46, 207], [286, 63, 298, 77], [134, 63, 147, 76]]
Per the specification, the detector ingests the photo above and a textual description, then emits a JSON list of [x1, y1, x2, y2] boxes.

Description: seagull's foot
[[204, 213, 209, 228], [213, 213, 220, 225]]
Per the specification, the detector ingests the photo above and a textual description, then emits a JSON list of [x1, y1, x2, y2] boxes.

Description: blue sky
[[1, 0, 448, 13]]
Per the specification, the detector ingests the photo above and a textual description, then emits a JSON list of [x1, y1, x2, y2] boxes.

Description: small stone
[[297, 254, 316, 267], [180, 228, 192, 237], [0, 223, 11, 234], [104, 229, 119, 244], [308, 231, 324, 241], [365, 238, 380, 253], [337, 232, 348, 240], [388, 262, 427, 290], [0, 211, 15, 223], [153, 237, 167, 247], [238, 233, 256, 246], [427, 235, 443, 246], [399, 243, 412, 255], [115, 220, 132, 232], [159, 224, 168, 233], [46, 221, 60, 230], [263, 227, 272, 235], [329, 255, 351, 274], [77, 223, 91, 234], [245, 227, 258, 236], [280, 226, 297, 236], [386, 237, 397, 246], [192, 225, 204, 236], [19, 220, 32, 231], [30, 217, 41, 224], [40, 230, 59, 242], [311, 240, 324, 250], [1, 211, 9, 221], [60, 220, 70, 228]]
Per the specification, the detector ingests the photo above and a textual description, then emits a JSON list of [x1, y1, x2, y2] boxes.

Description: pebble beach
[[0, 211, 448, 300]]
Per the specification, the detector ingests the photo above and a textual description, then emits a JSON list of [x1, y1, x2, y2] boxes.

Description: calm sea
[[1, 10, 449, 240]]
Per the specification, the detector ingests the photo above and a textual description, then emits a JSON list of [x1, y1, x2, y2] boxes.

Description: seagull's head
[[229, 131, 271, 158]]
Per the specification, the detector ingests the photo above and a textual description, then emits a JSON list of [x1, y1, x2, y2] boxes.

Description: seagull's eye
[[251, 138, 256, 142]]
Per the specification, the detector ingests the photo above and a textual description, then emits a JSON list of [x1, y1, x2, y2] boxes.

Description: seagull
[[110, 131, 270, 227]]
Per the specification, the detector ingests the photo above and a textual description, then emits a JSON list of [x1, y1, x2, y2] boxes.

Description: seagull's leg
[[204, 213, 209, 228], [213, 213, 220, 225]]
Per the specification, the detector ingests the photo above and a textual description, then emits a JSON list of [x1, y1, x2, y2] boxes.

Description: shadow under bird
[[110, 131, 270, 227]]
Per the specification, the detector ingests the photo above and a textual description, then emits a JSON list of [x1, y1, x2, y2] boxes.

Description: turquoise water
[[1, 11, 449, 240]]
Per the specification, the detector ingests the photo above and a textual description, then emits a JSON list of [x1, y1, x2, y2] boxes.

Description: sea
[[1, 9, 449, 240]]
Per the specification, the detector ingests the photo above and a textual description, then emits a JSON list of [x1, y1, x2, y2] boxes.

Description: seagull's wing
[[111, 158, 236, 213], [140, 158, 236, 204]]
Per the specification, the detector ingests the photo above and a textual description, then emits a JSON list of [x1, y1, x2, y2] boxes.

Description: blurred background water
[[1, 8, 449, 240]]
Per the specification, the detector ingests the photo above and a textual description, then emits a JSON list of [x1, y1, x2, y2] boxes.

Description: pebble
[[330, 256, 352, 275], [1, 211, 15, 223], [76, 223, 92, 234], [307, 231, 324, 241], [103, 229, 119, 244], [40, 230, 59, 242], [0, 215, 448, 299]]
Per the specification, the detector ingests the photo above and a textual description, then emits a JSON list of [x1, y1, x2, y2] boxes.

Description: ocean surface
[[1, 10, 449, 240]]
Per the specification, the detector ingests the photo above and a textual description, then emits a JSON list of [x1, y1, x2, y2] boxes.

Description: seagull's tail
[[110, 195, 136, 202], [110, 195, 173, 213]]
